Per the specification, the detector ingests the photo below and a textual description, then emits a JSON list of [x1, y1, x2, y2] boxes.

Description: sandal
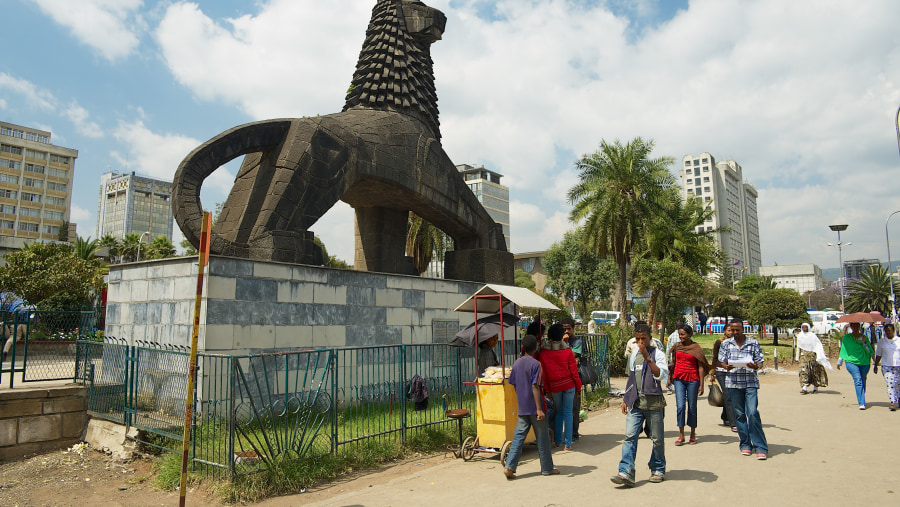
[[674, 438, 684, 446], [689, 437, 697, 444]]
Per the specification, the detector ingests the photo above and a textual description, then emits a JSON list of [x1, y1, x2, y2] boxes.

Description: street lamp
[[136, 231, 151, 261], [828, 224, 849, 312], [887, 211, 900, 323]]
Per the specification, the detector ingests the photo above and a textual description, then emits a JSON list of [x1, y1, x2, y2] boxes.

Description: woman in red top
[[669, 324, 710, 445], [539, 323, 582, 450]]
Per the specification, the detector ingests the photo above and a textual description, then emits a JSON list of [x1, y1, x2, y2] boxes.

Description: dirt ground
[[2, 361, 898, 506]]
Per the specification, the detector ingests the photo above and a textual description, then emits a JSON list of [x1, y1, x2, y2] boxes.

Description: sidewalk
[[274, 365, 897, 506]]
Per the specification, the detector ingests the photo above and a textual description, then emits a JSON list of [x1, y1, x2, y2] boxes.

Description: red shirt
[[673, 351, 700, 382], [539, 347, 582, 393]]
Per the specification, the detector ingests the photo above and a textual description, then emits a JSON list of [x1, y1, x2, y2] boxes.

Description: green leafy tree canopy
[[747, 288, 809, 344], [0, 242, 104, 310], [542, 227, 617, 317], [514, 269, 535, 290]]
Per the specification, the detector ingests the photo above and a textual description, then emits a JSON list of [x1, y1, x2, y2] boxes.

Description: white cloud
[[0, 72, 56, 110], [112, 119, 209, 182], [0, 99, 6, 109], [151, 0, 900, 269], [29, 0, 144, 62], [64, 103, 103, 138], [69, 204, 91, 225]]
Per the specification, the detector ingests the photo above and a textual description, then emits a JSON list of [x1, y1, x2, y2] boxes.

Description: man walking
[[504, 334, 558, 479], [611, 322, 668, 487], [718, 318, 769, 460]]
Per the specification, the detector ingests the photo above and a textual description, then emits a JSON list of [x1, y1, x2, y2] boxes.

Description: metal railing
[[1, 310, 96, 388], [75, 332, 609, 477]]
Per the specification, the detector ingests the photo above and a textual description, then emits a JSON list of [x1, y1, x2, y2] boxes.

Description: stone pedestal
[[444, 249, 514, 285]]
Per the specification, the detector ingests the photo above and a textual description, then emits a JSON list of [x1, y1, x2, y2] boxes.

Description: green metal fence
[[1, 310, 95, 388], [75, 332, 608, 477]]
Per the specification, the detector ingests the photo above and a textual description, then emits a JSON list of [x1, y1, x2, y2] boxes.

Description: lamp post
[[136, 231, 151, 261], [828, 224, 849, 312], [887, 211, 900, 323]]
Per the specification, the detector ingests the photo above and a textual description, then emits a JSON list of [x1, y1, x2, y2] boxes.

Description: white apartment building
[[96, 172, 174, 241], [680, 153, 762, 275], [0, 121, 77, 253], [758, 263, 826, 294]]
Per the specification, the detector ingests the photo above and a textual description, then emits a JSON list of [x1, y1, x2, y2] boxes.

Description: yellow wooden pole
[[179, 211, 211, 506]]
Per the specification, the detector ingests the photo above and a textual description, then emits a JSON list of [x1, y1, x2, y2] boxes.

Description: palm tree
[[406, 212, 452, 275], [74, 236, 100, 261], [99, 234, 121, 263], [145, 236, 177, 259], [636, 191, 723, 324], [845, 264, 898, 314], [568, 137, 674, 317], [120, 232, 141, 262]]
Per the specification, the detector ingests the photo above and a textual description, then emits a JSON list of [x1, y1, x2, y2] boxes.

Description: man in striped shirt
[[718, 319, 769, 461]]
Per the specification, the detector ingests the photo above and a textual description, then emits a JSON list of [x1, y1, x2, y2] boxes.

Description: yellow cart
[[453, 284, 560, 462]]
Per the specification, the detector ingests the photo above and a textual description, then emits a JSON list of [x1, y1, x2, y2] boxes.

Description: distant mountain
[[821, 261, 900, 282]]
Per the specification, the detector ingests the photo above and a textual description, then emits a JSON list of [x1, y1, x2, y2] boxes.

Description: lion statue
[[172, 0, 512, 283]]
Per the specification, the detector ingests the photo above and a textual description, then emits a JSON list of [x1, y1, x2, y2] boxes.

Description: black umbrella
[[449, 313, 519, 347]]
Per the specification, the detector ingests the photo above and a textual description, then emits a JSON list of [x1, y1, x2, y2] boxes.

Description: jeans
[[551, 387, 576, 447], [618, 406, 665, 481], [844, 361, 870, 406], [505, 414, 554, 474], [715, 370, 735, 426], [674, 378, 699, 428], [573, 393, 582, 437], [727, 387, 768, 454]]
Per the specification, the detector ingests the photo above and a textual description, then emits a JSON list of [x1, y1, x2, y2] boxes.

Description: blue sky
[[1, 0, 899, 272]]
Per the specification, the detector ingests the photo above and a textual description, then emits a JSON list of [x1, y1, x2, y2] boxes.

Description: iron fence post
[[331, 349, 338, 453], [228, 355, 236, 478], [400, 344, 407, 444]]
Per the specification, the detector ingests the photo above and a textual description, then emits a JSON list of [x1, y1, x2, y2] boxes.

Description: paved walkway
[[286, 365, 898, 507]]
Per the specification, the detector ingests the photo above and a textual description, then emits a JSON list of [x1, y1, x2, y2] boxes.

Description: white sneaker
[[859, 405, 866, 410]]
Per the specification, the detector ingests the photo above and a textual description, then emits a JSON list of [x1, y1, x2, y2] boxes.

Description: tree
[[747, 288, 809, 345], [630, 257, 704, 337], [180, 238, 198, 257], [144, 236, 177, 259], [99, 234, 121, 263], [803, 285, 842, 311], [313, 236, 353, 269], [514, 269, 535, 290], [637, 191, 723, 323], [74, 236, 100, 261], [568, 137, 674, 318], [521, 291, 570, 323], [845, 264, 898, 314], [58, 221, 70, 242], [120, 232, 141, 263], [406, 212, 451, 275], [0, 242, 104, 310], [707, 286, 745, 322], [735, 274, 776, 300], [542, 228, 618, 318]]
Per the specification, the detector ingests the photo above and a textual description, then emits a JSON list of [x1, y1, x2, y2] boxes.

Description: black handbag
[[578, 358, 600, 385]]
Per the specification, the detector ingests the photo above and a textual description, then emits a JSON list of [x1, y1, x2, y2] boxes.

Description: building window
[[0, 174, 18, 184], [20, 192, 41, 203], [705, 197, 711, 201], [17, 221, 39, 232], [703, 177, 710, 182], [693, 160, 699, 166], [19, 207, 40, 218], [42, 225, 59, 235], [48, 167, 68, 178], [0, 144, 23, 156], [24, 149, 47, 160], [47, 181, 66, 192], [49, 154, 69, 164], [0, 220, 13, 229], [0, 159, 20, 170], [703, 166, 709, 172], [24, 163, 45, 174], [0, 189, 17, 199], [686, 188, 693, 194], [0, 204, 14, 214], [702, 158, 708, 163], [686, 178, 692, 185], [23, 178, 43, 189], [45, 195, 66, 206], [43, 210, 64, 221]]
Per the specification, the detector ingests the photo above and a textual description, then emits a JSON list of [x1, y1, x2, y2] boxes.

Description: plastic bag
[[707, 377, 724, 407]]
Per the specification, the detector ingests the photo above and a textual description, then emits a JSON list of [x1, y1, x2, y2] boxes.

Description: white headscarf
[[797, 323, 833, 370]]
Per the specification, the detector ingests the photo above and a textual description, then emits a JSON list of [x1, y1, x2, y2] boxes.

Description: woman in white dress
[[797, 323, 832, 394]]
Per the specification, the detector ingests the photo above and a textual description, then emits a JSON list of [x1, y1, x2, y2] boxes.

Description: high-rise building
[[422, 164, 510, 278], [0, 121, 77, 253], [843, 258, 880, 281], [456, 163, 510, 249], [96, 172, 174, 241], [680, 153, 761, 275], [758, 263, 826, 294]]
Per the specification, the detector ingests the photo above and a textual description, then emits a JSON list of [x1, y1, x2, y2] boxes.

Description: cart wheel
[[499, 441, 511, 464], [461, 437, 476, 461]]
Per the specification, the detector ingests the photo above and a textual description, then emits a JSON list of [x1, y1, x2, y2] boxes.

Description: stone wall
[[105, 256, 483, 354], [0, 386, 87, 461]]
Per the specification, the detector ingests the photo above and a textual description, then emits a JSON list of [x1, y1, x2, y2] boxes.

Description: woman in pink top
[[668, 325, 710, 445]]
